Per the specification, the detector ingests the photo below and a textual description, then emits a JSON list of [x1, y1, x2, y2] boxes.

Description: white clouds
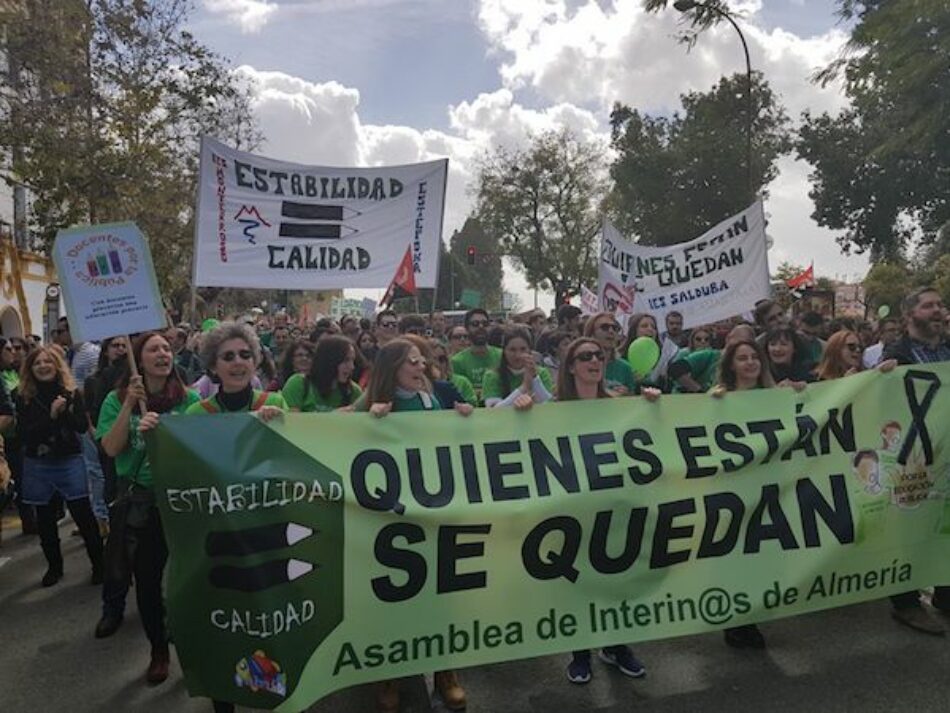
[[204, 0, 277, 33], [476, 0, 849, 118], [225, 0, 865, 310]]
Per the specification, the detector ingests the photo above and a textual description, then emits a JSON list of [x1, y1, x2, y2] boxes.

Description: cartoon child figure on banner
[[852, 450, 884, 497]]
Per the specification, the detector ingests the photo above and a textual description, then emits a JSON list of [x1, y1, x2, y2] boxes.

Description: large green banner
[[150, 365, 950, 711]]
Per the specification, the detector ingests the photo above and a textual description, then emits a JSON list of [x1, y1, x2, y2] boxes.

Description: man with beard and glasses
[[882, 286, 949, 636], [450, 308, 502, 406]]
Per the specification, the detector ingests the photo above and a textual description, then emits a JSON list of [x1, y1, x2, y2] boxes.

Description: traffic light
[[466, 246, 476, 265]]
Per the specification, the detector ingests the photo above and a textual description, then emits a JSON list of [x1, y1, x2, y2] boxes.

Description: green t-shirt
[[1, 370, 19, 396], [393, 392, 442, 412], [451, 347, 502, 403], [482, 367, 554, 402], [281, 374, 362, 412], [675, 349, 721, 393], [605, 358, 637, 394], [185, 389, 287, 415], [450, 374, 476, 406], [95, 389, 201, 487]]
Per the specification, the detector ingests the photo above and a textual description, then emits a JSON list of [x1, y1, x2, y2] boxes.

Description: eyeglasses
[[844, 343, 861, 352], [468, 321, 489, 329], [574, 350, 606, 363], [597, 323, 621, 333], [219, 349, 254, 362]]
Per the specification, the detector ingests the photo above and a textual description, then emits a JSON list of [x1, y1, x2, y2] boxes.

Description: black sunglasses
[[597, 323, 621, 333], [468, 319, 489, 328], [574, 350, 606, 363], [219, 349, 254, 362]]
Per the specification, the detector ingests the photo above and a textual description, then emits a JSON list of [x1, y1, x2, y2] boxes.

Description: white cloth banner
[[194, 137, 448, 289], [599, 201, 770, 329], [579, 284, 599, 315], [52, 222, 166, 342], [597, 261, 638, 330]]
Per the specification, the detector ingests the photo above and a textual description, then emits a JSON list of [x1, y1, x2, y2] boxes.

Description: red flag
[[786, 264, 814, 290], [381, 247, 417, 307]]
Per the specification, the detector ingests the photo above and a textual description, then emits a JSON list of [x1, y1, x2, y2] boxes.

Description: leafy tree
[[608, 72, 791, 246], [931, 254, 950, 309], [0, 0, 260, 307], [443, 217, 503, 311], [474, 130, 606, 306], [862, 262, 913, 315], [773, 261, 807, 283], [796, 1, 950, 260]]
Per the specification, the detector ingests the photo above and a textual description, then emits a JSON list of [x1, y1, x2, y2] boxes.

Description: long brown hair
[[496, 327, 534, 397], [116, 332, 188, 413], [557, 338, 611, 401], [364, 338, 431, 405], [716, 339, 774, 392], [18, 346, 75, 402], [815, 330, 860, 381]]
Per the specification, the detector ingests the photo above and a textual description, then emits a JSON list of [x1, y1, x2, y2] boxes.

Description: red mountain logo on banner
[[381, 247, 417, 307]]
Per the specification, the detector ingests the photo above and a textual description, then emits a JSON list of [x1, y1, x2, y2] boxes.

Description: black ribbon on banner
[[898, 370, 941, 466]]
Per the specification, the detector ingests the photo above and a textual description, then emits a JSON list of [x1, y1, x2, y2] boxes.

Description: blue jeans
[[82, 432, 108, 520]]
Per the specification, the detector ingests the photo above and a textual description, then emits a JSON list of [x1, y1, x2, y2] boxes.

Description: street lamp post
[[673, 0, 754, 201]]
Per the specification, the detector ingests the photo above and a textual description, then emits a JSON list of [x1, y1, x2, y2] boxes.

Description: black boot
[[65, 497, 104, 584], [37, 504, 64, 587], [724, 624, 766, 649], [40, 541, 64, 587]]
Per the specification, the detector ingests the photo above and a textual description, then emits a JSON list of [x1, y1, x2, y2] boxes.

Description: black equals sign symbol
[[279, 202, 361, 239], [206, 522, 318, 593]]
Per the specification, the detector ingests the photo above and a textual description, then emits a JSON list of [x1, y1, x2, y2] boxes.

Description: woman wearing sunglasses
[[558, 338, 659, 684], [357, 337, 470, 712], [428, 339, 476, 406], [582, 312, 637, 396], [97, 332, 200, 684], [483, 327, 553, 409], [282, 335, 361, 412], [187, 323, 286, 416], [183, 323, 285, 713]]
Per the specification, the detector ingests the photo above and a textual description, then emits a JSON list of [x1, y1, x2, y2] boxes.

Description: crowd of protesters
[[0, 285, 947, 713]]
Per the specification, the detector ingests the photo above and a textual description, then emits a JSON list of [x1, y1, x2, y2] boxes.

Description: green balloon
[[626, 336, 660, 378], [877, 304, 890, 319], [201, 318, 220, 333]]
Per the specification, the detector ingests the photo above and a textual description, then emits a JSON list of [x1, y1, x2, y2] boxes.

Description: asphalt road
[[2, 514, 949, 713]]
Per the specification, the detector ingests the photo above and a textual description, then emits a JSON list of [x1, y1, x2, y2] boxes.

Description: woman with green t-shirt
[[557, 337, 659, 685], [184, 322, 286, 713], [710, 338, 774, 649], [97, 331, 200, 686], [282, 335, 361, 412], [583, 312, 637, 396], [483, 327, 553, 408], [186, 322, 286, 416], [362, 338, 471, 713]]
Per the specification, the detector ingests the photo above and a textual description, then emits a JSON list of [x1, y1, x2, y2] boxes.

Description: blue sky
[[190, 0, 863, 308]]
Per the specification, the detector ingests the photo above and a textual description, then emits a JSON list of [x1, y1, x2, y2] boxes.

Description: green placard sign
[[459, 288, 482, 308], [151, 365, 950, 711]]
